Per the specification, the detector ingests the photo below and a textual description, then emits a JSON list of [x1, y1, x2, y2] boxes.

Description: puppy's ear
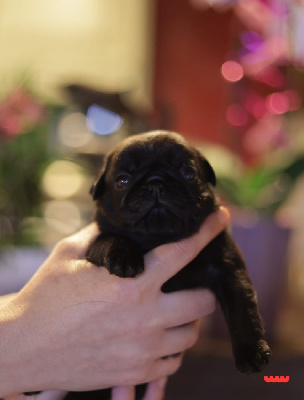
[[90, 173, 105, 200], [196, 151, 216, 187], [90, 153, 113, 200]]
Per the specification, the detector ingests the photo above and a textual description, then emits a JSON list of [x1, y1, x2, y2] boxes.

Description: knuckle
[[123, 347, 142, 367], [110, 279, 142, 306], [192, 294, 215, 319], [140, 365, 152, 382], [116, 343, 146, 373], [134, 319, 149, 337], [146, 314, 161, 332], [131, 344, 149, 367], [120, 368, 142, 386], [185, 327, 199, 349], [187, 299, 202, 321], [127, 364, 151, 384], [167, 357, 183, 376]]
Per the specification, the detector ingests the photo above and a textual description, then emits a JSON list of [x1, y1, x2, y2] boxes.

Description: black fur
[[25, 131, 270, 399]]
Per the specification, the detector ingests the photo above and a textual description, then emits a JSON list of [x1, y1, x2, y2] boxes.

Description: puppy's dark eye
[[180, 165, 197, 180], [115, 174, 131, 190]]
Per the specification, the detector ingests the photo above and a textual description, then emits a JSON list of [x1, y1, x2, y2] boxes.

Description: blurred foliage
[[217, 155, 304, 215], [0, 86, 62, 248]]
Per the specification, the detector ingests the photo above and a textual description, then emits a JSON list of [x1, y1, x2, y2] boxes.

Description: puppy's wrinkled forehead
[[113, 132, 194, 170]]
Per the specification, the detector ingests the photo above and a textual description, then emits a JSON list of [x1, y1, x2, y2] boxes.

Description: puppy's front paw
[[86, 234, 144, 278], [105, 250, 144, 278], [86, 234, 105, 267], [234, 339, 271, 374]]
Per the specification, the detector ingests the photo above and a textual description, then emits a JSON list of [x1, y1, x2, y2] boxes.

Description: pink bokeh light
[[266, 92, 289, 114], [221, 60, 244, 82]]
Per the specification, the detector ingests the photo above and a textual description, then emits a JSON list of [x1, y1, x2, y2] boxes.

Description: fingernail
[[217, 206, 230, 224]]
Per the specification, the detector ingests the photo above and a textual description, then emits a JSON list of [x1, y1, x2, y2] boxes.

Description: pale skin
[[0, 207, 229, 400]]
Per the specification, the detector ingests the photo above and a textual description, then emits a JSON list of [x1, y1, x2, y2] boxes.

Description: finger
[[143, 207, 229, 286], [156, 320, 200, 358], [158, 289, 216, 328], [36, 391, 67, 400], [3, 392, 67, 400], [143, 378, 167, 400], [111, 386, 135, 400]]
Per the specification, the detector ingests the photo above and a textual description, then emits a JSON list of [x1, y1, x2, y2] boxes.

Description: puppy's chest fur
[[94, 203, 232, 295]]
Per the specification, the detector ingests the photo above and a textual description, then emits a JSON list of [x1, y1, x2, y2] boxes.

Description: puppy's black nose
[[146, 175, 165, 198]]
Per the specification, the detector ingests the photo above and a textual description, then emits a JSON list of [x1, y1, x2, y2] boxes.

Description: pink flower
[[0, 87, 45, 139]]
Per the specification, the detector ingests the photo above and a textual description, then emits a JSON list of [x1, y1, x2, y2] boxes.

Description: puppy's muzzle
[[145, 175, 165, 199]]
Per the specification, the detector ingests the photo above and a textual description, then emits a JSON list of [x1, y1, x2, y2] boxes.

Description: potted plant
[[0, 84, 60, 294]]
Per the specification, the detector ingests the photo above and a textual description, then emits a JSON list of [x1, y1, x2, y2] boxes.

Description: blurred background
[[0, 0, 304, 398]]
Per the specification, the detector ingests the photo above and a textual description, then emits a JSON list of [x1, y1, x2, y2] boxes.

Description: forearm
[[0, 303, 22, 396], [0, 300, 37, 397]]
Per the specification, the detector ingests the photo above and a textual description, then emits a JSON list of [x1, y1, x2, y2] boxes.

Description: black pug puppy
[[25, 130, 271, 399]]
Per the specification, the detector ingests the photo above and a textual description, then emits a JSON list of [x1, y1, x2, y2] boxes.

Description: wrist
[[0, 302, 22, 396], [0, 299, 42, 396], [0, 293, 17, 307]]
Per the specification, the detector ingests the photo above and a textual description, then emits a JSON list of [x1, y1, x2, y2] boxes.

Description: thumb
[[144, 207, 230, 286]]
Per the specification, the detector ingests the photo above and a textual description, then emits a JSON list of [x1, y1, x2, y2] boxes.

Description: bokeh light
[[266, 92, 289, 114], [241, 31, 263, 52], [221, 60, 244, 82], [58, 111, 94, 148], [86, 104, 124, 135], [42, 160, 85, 199], [43, 200, 82, 235]]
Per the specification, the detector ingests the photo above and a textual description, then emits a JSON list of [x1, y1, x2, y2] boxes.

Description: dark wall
[[153, 0, 233, 144]]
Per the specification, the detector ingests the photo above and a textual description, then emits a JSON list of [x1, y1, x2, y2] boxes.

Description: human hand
[[0, 207, 229, 397], [111, 206, 230, 400]]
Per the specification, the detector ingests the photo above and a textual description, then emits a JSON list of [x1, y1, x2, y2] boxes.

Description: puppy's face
[[92, 131, 216, 243]]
